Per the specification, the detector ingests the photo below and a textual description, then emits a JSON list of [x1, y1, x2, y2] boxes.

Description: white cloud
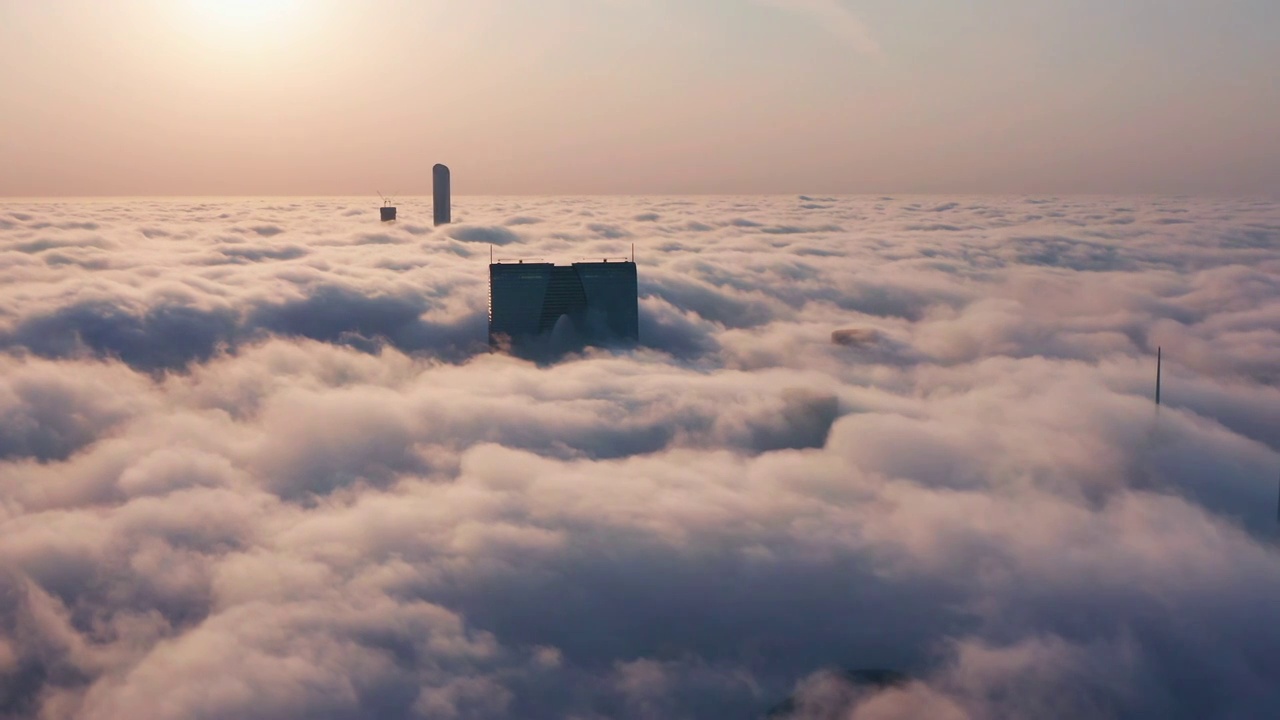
[[0, 195, 1279, 718]]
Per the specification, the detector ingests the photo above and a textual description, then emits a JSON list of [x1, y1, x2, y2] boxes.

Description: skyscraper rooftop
[[488, 259, 638, 356]]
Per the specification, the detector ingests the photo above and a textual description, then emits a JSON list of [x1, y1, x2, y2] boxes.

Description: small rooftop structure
[[378, 191, 396, 222]]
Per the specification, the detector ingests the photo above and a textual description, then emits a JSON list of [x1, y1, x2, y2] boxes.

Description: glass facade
[[489, 261, 638, 353]]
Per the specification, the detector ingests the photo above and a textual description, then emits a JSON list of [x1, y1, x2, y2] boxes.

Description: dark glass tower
[[488, 261, 638, 354], [433, 164, 451, 226]]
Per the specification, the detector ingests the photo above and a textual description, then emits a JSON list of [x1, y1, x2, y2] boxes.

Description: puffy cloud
[[0, 196, 1278, 718]]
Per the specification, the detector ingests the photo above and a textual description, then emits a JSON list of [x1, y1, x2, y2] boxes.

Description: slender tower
[[433, 164, 451, 226], [1155, 346, 1162, 406]]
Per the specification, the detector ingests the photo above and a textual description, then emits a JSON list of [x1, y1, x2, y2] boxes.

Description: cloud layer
[[1, 195, 1279, 719]]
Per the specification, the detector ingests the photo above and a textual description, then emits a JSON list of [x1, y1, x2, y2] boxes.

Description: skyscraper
[[433, 164, 451, 226], [488, 260, 638, 355]]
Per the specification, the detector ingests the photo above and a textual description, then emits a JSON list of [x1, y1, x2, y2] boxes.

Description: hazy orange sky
[[2, 0, 1278, 196]]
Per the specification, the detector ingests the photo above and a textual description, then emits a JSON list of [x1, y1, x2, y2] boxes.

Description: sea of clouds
[[1, 195, 1278, 719]]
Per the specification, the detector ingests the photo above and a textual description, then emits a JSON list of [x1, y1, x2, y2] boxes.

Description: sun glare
[[186, 0, 301, 38]]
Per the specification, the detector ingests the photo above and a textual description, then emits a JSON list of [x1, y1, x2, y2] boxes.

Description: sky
[[1, 0, 1278, 196], [2, 194, 1279, 718]]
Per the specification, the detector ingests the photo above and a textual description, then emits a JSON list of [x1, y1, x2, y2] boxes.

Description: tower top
[[433, 164, 451, 226]]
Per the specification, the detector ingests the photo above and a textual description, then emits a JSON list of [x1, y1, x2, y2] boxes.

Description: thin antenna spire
[[1155, 346, 1162, 406], [631, 242, 635, 262]]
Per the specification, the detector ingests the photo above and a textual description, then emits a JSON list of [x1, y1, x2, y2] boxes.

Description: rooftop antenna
[[631, 242, 634, 262], [378, 191, 397, 222], [1155, 346, 1162, 406]]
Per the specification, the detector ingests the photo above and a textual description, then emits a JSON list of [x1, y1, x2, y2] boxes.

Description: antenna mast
[[377, 191, 397, 222], [1155, 347, 1162, 406]]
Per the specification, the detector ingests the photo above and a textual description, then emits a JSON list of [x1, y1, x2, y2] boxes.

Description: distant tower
[[378, 191, 396, 221], [433, 164, 451, 226], [1155, 346, 1162, 405]]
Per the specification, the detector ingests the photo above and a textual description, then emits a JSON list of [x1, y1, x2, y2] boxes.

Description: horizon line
[[3, 191, 1272, 201]]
